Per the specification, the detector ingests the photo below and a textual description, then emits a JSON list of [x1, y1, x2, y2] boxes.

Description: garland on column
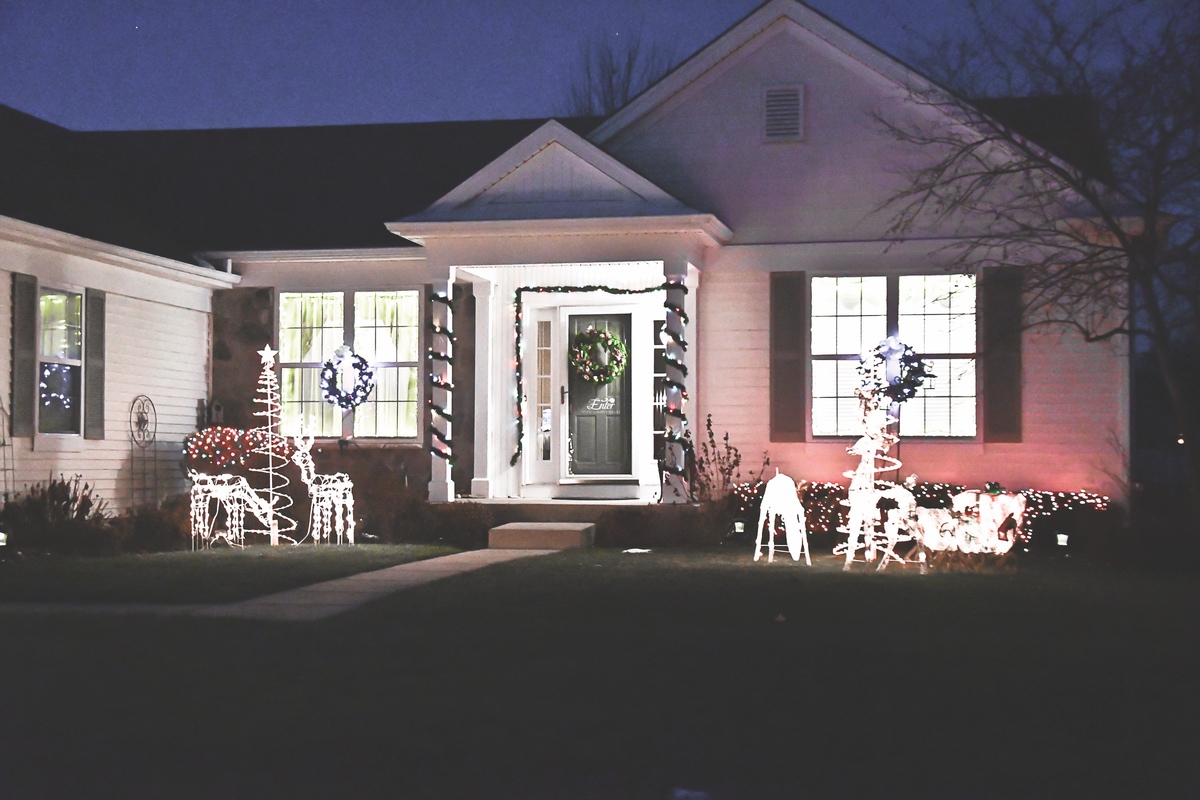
[[510, 282, 678, 466], [660, 279, 691, 483], [428, 292, 455, 464]]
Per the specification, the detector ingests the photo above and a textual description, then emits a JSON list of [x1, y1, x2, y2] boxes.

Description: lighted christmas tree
[[249, 345, 297, 545]]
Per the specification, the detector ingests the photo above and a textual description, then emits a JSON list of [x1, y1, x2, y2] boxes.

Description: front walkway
[[0, 549, 555, 623]]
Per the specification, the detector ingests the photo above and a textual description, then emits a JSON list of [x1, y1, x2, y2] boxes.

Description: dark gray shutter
[[981, 268, 1022, 442], [10, 272, 37, 437], [84, 288, 106, 440], [770, 271, 807, 441]]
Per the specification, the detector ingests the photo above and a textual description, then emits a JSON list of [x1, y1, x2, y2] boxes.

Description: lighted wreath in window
[[321, 346, 377, 410], [569, 328, 629, 385]]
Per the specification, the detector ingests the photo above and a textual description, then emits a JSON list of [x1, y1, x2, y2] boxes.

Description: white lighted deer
[[188, 469, 275, 549], [754, 471, 810, 565], [291, 432, 355, 545]]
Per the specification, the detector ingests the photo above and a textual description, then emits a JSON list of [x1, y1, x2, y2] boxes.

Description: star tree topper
[[258, 345, 278, 368]]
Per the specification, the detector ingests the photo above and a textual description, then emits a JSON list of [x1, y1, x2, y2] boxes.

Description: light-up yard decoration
[[835, 337, 930, 571], [249, 345, 297, 545], [291, 431, 356, 545], [753, 471, 811, 565], [910, 490, 1027, 569], [188, 469, 274, 549]]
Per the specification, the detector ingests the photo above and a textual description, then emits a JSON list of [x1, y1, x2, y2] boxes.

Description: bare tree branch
[[879, 0, 1200, 510], [559, 27, 678, 118]]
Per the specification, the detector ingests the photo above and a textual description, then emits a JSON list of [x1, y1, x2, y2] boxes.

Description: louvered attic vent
[[764, 86, 804, 140]]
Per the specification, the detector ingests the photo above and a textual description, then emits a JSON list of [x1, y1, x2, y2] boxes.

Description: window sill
[[301, 438, 422, 449]]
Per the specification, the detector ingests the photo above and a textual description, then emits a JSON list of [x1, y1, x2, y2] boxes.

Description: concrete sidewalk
[[0, 549, 556, 623]]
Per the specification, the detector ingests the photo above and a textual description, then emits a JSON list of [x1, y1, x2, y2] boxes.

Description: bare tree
[[878, 0, 1200, 517], [560, 27, 678, 117]]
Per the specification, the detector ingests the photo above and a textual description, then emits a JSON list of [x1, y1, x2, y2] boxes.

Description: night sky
[[0, 0, 976, 131]]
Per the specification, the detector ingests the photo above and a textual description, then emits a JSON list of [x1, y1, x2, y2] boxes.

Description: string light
[[39, 364, 74, 409], [320, 346, 376, 410], [428, 293, 455, 465], [509, 281, 680, 466], [250, 345, 297, 544]]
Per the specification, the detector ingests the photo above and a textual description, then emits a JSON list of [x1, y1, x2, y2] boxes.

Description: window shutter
[[10, 272, 37, 437], [84, 288, 106, 440], [770, 271, 807, 441], [765, 87, 803, 140], [981, 268, 1022, 442]]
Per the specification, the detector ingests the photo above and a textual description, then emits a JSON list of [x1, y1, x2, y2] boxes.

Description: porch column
[[661, 258, 697, 503], [470, 278, 495, 497], [428, 271, 456, 502]]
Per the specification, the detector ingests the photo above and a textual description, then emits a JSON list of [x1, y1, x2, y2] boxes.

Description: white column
[[661, 258, 694, 503], [428, 271, 456, 503], [470, 279, 495, 498]]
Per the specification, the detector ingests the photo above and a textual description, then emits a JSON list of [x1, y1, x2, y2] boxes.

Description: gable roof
[[402, 120, 701, 223], [589, 0, 1113, 182], [589, 0, 935, 146], [0, 0, 1114, 263]]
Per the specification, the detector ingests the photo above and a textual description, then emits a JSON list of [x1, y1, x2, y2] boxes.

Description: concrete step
[[488, 522, 595, 550]]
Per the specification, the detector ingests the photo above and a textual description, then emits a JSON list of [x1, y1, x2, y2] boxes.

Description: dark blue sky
[[0, 0, 975, 131]]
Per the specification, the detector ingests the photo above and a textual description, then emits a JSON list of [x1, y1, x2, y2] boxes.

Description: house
[[0, 0, 1128, 511]]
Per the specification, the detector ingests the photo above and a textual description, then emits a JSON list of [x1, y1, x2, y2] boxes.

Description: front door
[[568, 313, 632, 475]]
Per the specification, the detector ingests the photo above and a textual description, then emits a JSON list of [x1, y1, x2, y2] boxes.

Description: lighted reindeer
[[188, 469, 275, 549], [754, 470, 810, 565], [291, 432, 355, 545]]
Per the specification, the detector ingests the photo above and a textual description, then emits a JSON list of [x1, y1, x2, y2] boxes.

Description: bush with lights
[[184, 426, 294, 473]]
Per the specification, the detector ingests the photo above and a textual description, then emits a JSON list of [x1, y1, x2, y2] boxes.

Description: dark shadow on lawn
[[0, 550, 1196, 799]]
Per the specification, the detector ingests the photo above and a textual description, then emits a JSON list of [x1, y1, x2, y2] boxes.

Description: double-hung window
[[278, 290, 420, 439], [811, 274, 977, 437], [38, 289, 83, 434]]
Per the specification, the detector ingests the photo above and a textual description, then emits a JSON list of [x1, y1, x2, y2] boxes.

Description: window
[[278, 291, 420, 439], [38, 289, 83, 434], [536, 320, 552, 461], [811, 274, 977, 437]]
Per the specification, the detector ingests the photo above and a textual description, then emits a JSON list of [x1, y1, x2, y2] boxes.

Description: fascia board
[[0, 214, 240, 289], [202, 247, 427, 265], [387, 214, 733, 247]]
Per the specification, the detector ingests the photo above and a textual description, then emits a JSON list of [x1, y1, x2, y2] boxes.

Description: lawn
[[0, 543, 456, 604], [0, 548, 1197, 799]]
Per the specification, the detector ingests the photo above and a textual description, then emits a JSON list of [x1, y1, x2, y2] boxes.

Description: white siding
[[0, 232, 219, 510], [695, 268, 1129, 498]]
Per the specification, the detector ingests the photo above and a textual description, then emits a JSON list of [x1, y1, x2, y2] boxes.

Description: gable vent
[[764, 86, 804, 140]]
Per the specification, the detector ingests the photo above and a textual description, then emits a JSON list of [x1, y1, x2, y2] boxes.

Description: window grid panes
[[811, 274, 977, 438], [810, 277, 887, 436], [279, 291, 420, 439], [38, 290, 83, 434], [536, 321, 552, 461]]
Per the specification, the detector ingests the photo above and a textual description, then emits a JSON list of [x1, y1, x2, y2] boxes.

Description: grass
[[0, 547, 1197, 798], [0, 543, 457, 604]]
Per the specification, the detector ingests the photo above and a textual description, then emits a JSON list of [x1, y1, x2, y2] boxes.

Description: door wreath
[[570, 328, 629, 385]]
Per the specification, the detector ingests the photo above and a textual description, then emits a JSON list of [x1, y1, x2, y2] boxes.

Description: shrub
[[385, 485, 438, 544], [0, 475, 121, 556], [689, 414, 769, 503], [431, 502, 494, 550], [112, 494, 192, 553], [594, 504, 728, 548]]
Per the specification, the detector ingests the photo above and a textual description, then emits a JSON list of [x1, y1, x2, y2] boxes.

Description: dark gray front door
[[569, 314, 632, 475]]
